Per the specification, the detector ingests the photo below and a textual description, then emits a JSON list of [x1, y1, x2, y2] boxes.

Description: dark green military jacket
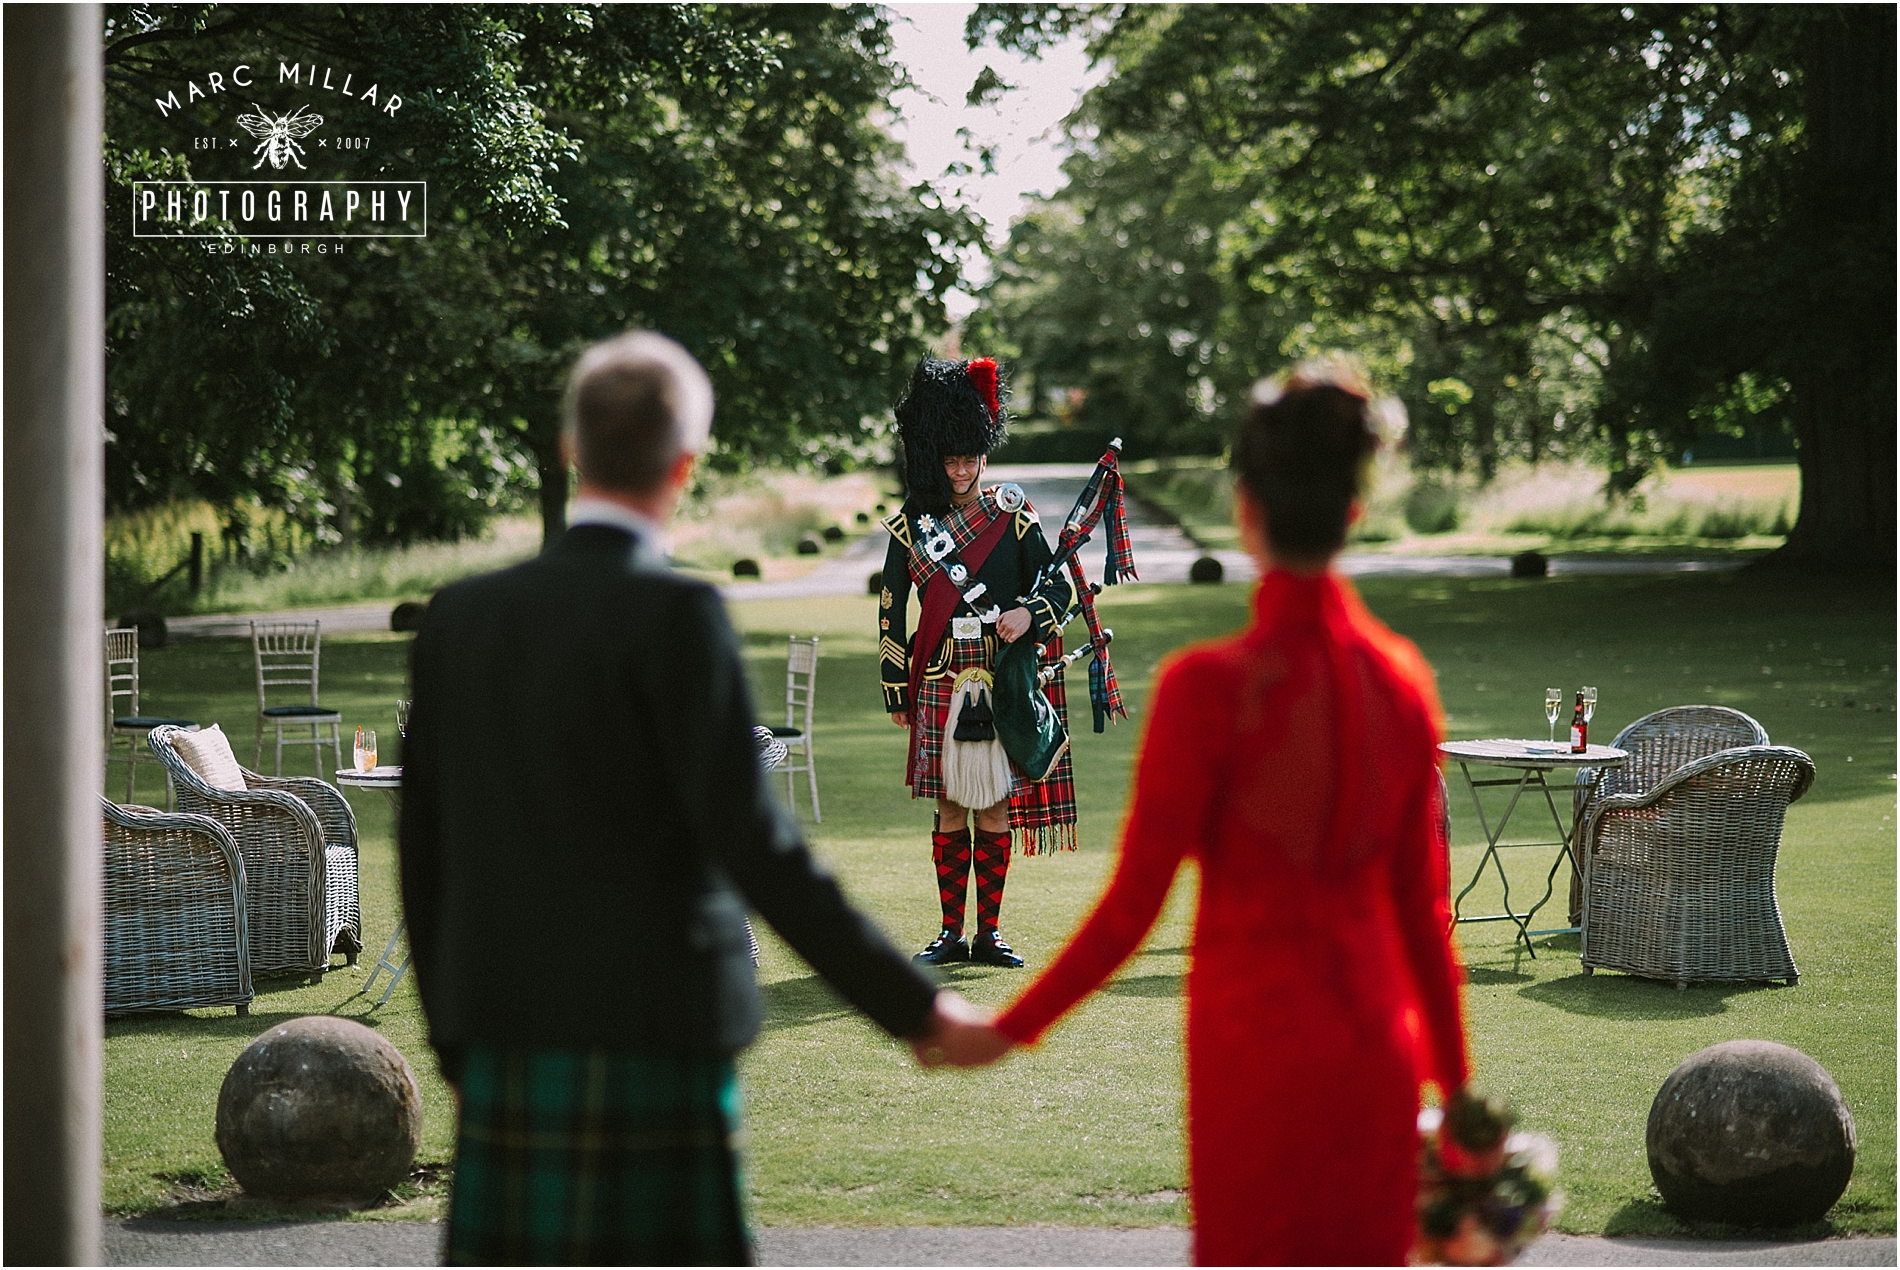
[[877, 488, 1076, 713]]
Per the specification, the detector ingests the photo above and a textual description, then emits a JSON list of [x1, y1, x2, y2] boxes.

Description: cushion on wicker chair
[[114, 715, 198, 730], [174, 724, 247, 792], [262, 704, 340, 718]]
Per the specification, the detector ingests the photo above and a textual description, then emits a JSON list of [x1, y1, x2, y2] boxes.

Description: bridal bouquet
[[1410, 1090, 1562, 1266]]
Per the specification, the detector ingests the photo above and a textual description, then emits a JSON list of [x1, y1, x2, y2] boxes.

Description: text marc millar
[[153, 62, 402, 118]]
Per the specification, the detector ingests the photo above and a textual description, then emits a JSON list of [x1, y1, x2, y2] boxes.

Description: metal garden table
[[336, 766, 410, 1004], [1438, 739, 1628, 956]]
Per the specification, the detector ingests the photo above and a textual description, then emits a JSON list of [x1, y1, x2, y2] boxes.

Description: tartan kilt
[[908, 632, 1078, 855], [907, 634, 996, 800], [446, 1046, 750, 1266]]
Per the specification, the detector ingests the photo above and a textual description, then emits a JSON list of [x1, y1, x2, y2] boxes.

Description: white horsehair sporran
[[941, 665, 1014, 809]]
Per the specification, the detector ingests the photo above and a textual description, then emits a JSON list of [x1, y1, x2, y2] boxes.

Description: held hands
[[911, 990, 1015, 1069], [996, 606, 1031, 643]]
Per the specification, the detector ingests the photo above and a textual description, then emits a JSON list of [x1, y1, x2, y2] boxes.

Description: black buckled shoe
[[969, 930, 1024, 968], [913, 930, 970, 966]]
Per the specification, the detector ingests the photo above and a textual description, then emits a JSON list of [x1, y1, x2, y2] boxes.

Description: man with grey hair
[[401, 330, 991, 1265]]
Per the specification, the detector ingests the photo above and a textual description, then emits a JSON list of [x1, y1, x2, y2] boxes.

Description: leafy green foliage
[[103, 5, 980, 548], [474, 4, 985, 536], [969, 5, 1893, 566]]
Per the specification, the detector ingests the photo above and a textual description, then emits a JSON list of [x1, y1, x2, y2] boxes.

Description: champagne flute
[[354, 727, 378, 772], [1582, 686, 1597, 726], [1545, 688, 1563, 744], [396, 698, 411, 740]]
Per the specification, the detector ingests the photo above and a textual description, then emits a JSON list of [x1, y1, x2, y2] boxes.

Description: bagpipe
[[980, 440, 1136, 784], [1031, 437, 1136, 733]]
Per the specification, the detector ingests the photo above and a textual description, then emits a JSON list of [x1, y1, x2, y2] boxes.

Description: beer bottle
[[1569, 689, 1588, 753]]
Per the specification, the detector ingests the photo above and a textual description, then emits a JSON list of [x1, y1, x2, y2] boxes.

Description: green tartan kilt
[[446, 1046, 750, 1266]]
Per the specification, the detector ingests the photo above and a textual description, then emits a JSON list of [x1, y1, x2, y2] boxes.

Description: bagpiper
[[879, 355, 1078, 968]]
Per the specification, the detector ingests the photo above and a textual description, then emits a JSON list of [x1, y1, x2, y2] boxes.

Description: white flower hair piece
[[1251, 354, 1367, 407], [1367, 395, 1408, 446], [1249, 357, 1406, 448]]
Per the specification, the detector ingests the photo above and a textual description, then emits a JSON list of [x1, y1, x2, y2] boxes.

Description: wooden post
[[3, 5, 105, 1263], [190, 531, 204, 593]]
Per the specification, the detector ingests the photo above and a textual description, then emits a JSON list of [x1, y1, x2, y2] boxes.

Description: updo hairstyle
[[1232, 360, 1382, 564]]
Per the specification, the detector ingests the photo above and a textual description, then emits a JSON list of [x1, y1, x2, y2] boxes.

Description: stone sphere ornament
[[216, 1016, 422, 1203], [1647, 1040, 1855, 1227], [1509, 550, 1549, 579]]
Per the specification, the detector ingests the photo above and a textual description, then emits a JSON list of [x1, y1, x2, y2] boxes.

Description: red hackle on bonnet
[[965, 357, 1002, 422]]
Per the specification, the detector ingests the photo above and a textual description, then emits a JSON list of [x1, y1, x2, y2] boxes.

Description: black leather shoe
[[969, 930, 1024, 968], [914, 930, 970, 965]]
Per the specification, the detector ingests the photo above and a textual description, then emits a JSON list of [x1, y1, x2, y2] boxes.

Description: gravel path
[[100, 1219, 1894, 1266], [166, 602, 407, 641], [159, 464, 1748, 637]]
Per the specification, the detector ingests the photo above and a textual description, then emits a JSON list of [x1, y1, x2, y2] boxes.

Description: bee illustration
[[235, 103, 324, 171]]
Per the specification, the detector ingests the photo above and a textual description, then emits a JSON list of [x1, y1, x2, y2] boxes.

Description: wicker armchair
[[103, 797, 254, 1015], [1568, 706, 1771, 925], [147, 725, 362, 980], [1580, 745, 1813, 989]]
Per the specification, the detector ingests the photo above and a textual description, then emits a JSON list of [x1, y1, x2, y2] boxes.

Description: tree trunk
[[1781, 373, 1896, 573], [333, 477, 356, 553], [1769, 6, 1896, 574], [526, 397, 567, 549], [537, 447, 568, 547]]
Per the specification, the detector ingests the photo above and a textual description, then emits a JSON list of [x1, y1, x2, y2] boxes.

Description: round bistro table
[[1438, 739, 1628, 956], [336, 766, 410, 1004]]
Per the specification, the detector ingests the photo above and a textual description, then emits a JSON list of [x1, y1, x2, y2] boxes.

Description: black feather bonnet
[[894, 355, 1009, 510]]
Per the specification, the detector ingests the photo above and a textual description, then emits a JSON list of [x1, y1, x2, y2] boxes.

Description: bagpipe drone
[[986, 439, 1137, 779]]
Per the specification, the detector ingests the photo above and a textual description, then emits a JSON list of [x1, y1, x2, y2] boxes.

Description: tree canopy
[[105, 4, 981, 545], [969, 4, 1892, 570]]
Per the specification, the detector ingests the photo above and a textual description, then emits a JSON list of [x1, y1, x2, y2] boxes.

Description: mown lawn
[[101, 568, 1894, 1237]]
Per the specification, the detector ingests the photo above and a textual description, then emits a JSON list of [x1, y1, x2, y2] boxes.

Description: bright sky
[[882, 3, 1103, 321]]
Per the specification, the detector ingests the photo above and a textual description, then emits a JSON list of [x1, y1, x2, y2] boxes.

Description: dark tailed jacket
[[401, 523, 936, 1077], [878, 491, 1075, 713]]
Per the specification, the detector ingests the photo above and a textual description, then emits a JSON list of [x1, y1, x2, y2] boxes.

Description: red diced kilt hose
[[908, 630, 1077, 855]]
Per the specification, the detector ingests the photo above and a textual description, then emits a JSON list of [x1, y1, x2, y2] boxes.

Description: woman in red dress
[[980, 364, 1471, 1265]]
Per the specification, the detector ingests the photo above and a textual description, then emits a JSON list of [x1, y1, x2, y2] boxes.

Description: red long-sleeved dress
[[995, 569, 1471, 1266]]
